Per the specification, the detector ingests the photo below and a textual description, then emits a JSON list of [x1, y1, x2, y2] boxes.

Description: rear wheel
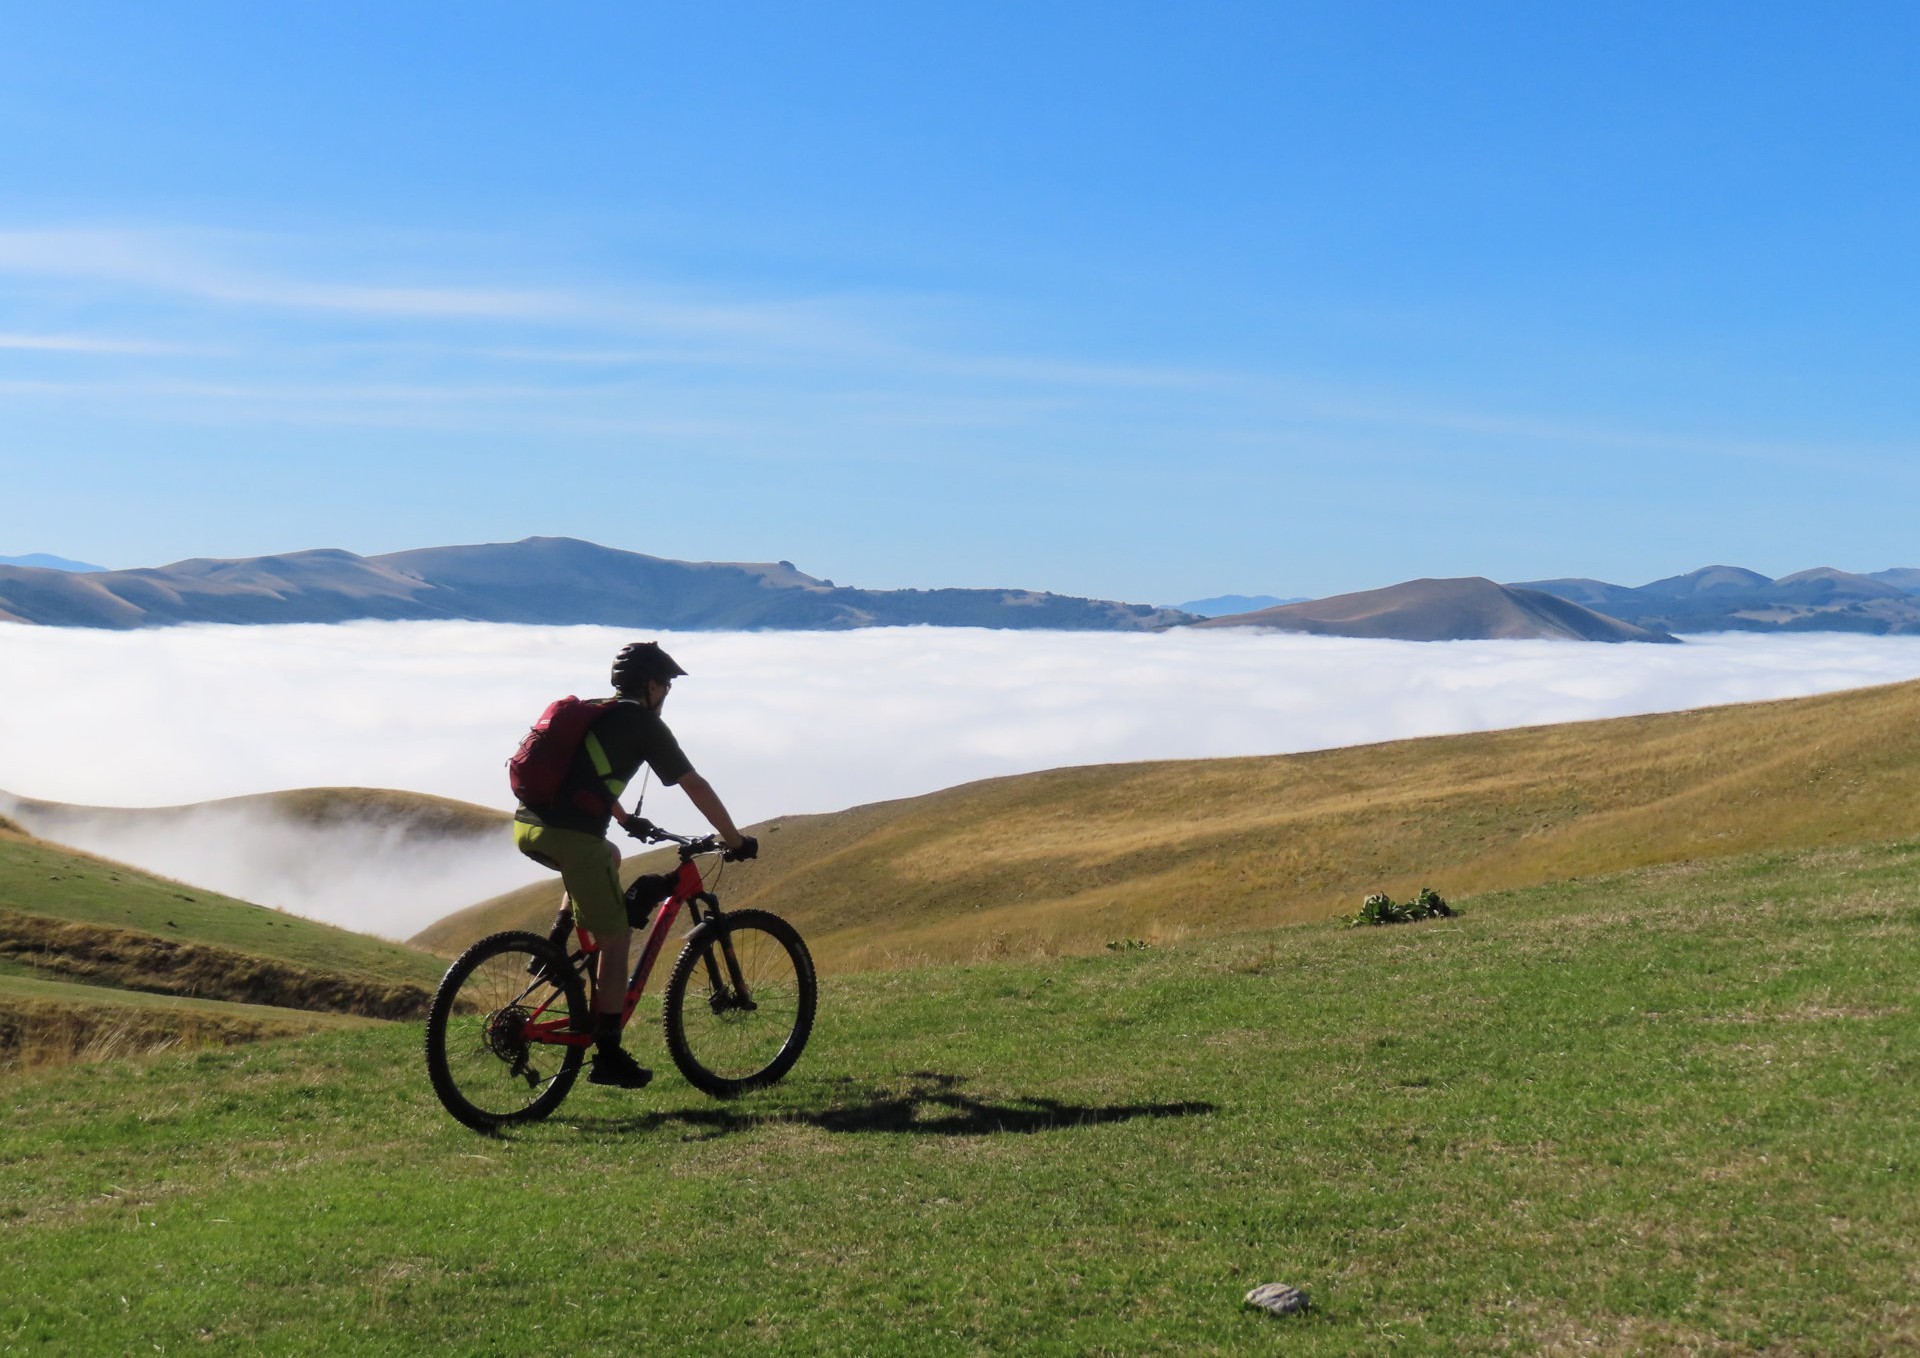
[[425, 930, 588, 1132], [663, 909, 816, 1098]]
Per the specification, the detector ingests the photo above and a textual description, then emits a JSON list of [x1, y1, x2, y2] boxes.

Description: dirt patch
[[0, 909, 432, 1019]]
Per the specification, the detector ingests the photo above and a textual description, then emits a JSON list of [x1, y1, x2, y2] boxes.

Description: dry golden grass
[[0, 908, 434, 1018], [0, 974, 369, 1075], [416, 678, 1920, 972]]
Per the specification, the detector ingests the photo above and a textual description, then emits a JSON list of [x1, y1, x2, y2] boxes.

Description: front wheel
[[663, 909, 816, 1098], [425, 930, 588, 1132]]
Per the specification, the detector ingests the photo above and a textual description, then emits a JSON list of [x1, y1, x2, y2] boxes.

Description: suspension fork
[[688, 892, 754, 1005]]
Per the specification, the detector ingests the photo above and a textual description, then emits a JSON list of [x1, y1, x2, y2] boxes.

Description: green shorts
[[512, 821, 627, 938]]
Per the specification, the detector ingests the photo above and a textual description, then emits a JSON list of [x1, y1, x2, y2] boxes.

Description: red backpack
[[507, 696, 621, 811]]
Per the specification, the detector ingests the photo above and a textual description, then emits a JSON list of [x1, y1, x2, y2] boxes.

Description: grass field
[[6, 837, 1917, 1355]]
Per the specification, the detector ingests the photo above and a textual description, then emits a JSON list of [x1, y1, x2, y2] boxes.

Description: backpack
[[507, 696, 622, 812]]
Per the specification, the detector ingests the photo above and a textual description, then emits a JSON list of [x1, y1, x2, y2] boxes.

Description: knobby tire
[[424, 929, 588, 1132], [663, 909, 816, 1098]]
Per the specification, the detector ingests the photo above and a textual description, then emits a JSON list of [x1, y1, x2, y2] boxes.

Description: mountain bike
[[424, 820, 816, 1133]]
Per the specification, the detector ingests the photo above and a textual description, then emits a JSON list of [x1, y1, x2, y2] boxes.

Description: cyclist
[[511, 641, 758, 1089]]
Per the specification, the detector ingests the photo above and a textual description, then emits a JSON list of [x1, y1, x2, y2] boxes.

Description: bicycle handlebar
[[620, 817, 720, 854]]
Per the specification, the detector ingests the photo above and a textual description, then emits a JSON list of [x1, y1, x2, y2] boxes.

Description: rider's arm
[[676, 771, 745, 849]]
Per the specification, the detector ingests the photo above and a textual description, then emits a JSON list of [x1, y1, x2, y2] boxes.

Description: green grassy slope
[[418, 678, 1920, 969], [5, 840, 1918, 1355], [0, 834, 446, 990], [0, 823, 451, 1067]]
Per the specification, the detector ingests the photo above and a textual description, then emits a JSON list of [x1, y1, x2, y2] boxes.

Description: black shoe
[[588, 1045, 653, 1089]]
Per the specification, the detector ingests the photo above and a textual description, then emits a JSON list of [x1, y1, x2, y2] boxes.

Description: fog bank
[[6, 622, 1920, 937]]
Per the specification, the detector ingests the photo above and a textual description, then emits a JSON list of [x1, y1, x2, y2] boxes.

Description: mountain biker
[[511, 641, 758, 1089]]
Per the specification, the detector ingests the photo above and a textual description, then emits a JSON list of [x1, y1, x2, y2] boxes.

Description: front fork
[[685, 894, 756, 1012]]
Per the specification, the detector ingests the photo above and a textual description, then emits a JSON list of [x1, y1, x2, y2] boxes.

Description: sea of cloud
[[6, 621, 1920, 939]]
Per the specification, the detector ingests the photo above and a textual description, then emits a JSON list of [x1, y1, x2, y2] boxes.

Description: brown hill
[[6, 786, 506, 843], [415, 677, 1920, 971], [1192, 577, 1676, 642]]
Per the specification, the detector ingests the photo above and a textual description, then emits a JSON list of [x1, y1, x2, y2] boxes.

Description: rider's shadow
[[574, 1071, 1216, 1140]]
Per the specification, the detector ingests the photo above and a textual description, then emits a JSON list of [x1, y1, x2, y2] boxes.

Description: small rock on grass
[[1245, 1282, 1310, 1317]]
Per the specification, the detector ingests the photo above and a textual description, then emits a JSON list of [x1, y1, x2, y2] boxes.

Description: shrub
[[1343, 886, 1456, 928]]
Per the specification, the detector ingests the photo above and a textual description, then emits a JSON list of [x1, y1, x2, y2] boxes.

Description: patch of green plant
[[1342, 885, 1456, 927]]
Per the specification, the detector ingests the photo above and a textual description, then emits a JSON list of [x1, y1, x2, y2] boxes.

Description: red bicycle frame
[[519, 842, 725, 1050]]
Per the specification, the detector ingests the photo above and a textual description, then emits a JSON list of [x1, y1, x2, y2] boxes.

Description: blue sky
[[1, 2, 1915, 601]]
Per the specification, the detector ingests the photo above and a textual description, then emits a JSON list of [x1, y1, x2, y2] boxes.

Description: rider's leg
[[588, 838, 626, 1014], [593, 925, 631, 1017], [513, 823, 649, 1084]]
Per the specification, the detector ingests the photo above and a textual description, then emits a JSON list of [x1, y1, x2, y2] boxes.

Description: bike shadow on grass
[[563, 1071, 1217, 1140]]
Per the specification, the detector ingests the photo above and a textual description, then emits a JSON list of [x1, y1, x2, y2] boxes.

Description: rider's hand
[[724, 834, 759, 862]]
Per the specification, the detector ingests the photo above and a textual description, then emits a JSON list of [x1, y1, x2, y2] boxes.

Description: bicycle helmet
[[612, 641, 688, 696]]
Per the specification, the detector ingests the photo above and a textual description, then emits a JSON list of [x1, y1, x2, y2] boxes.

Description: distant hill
[[1869, 567, 1920, 593], [6, 786, 505, 844], [0, 536, 1194, 632], [1188, 577, 1677, 643], [416, 677, 1920, 970], [0, 553, 105, 572], [1515, 564, 1920, 634], [1167, 593, 1304, 617]]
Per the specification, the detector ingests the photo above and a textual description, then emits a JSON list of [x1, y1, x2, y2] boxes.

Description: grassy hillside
[[5, 840, 1918, 1354], [0, 833, 447, 990], [419, 677, 1920, 969], [0, 825, 451, 1070]]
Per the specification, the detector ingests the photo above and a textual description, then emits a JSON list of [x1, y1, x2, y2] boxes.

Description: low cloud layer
[[6, 622, 1920, 938]]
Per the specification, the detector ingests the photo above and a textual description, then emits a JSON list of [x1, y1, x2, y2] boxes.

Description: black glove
[[724, 834, 759, 862]]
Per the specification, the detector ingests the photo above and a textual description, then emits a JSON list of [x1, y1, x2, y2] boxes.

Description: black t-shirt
[[514, 698, 693, 836]]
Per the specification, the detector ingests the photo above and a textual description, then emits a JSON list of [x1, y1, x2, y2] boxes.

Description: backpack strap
[[581, 728, 628, 802]]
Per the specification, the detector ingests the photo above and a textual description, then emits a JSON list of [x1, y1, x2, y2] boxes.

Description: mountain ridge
[[1514, 564, 1920, 634], [0, 537, 1193, 632]]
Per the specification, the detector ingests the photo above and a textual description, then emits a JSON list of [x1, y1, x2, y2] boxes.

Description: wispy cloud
[[0, 332, 206, 356], [0, 226, 884, 346], [0, 225, 1903, 475], [5, 623, 1920, 937], [0, 227, 577, 321]]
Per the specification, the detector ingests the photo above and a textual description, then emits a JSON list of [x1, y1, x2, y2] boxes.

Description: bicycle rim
[[664, 910, 816, 1098], [425, 930, 587, 1131]]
